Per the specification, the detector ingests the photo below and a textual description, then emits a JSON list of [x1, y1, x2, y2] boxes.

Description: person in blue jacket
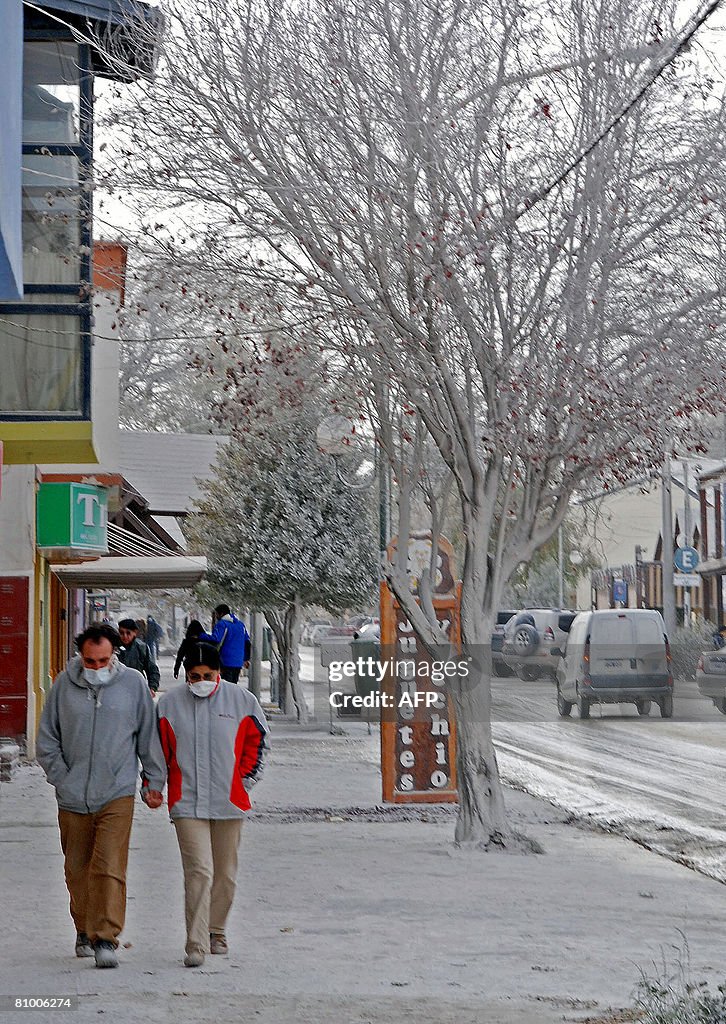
[[211, 604, 251, 684]]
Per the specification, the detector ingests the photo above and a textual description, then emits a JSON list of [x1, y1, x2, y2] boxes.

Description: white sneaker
[[184, 951, 205, 968], [93, 941, 118, 969], [75, 933, 94, 958]]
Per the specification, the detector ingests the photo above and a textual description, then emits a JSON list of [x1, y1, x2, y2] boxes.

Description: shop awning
[[51, 555, 207, 589]]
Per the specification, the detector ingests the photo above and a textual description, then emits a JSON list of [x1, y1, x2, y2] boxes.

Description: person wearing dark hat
[[117, 619, 161, 693], [157, 641, 269, 968]]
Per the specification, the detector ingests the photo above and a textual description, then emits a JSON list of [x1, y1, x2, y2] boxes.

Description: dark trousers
[[221, 666, 241, 684]]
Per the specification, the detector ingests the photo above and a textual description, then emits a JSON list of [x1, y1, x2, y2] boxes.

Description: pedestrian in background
[[173, 620, 212, 679], [146, 616, 164, 661], [36, 624, 166, 969], [157, 642, 269, 967], [211, 603, 251, 684], [118, 619, 161, 693]]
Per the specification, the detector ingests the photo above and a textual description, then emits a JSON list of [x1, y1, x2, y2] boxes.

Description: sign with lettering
[[380, 532, 460, 804], [36, 482, 108, 554]]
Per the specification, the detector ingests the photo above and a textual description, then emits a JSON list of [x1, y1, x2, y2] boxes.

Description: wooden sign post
[[380, 533, 460, 804]]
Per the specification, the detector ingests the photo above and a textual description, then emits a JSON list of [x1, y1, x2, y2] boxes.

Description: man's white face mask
[[83, 656, 116, 686]]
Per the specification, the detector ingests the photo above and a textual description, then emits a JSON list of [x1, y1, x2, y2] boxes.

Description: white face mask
[[188, 678, 219, 698], [83, 657, 116, 686]]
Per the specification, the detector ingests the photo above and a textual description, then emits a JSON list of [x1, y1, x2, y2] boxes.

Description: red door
[[0, 577, 29, 740]]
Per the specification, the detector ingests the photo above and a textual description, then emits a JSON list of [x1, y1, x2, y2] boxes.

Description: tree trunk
[[452, 584, 542, 853], [283, 595, 308, 723], [451, 654, 510, 850]]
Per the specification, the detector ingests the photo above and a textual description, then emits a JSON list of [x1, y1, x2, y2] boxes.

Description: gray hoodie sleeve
[[135, 683, 167, 793], [36, 676, 69, 789]]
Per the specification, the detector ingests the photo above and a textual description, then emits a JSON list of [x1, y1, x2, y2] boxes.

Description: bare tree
[[98, 0, 726, 849]]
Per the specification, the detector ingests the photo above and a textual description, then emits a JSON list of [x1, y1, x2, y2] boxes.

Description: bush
[[634, 938, 726, 1023], [668, 621, 717, 681]]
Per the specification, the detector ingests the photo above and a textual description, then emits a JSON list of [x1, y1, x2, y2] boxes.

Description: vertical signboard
[[380, 533, 459, 804]]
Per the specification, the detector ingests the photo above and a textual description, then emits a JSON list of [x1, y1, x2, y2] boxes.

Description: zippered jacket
[[210, 614, 251, 668], [118, 637, 161, 691], [157, 681, 269, 819], [36, 656, 167, 814]]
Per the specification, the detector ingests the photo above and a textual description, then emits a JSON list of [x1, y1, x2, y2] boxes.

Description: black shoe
[[75, 932, 94, 958], [93, 940, 118, 969]]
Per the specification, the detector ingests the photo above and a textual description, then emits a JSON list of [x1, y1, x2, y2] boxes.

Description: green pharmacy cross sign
[[37, 483, 109, 554]]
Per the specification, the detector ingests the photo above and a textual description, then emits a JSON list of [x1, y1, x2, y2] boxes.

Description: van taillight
[[697, 655, 704, 672], [583, 640, 592, 685], [544, 626, 555, 641], [665, 639, 672, 664]]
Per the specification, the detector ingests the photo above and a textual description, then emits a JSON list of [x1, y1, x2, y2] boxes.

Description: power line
[[516, 0, 724, 220]]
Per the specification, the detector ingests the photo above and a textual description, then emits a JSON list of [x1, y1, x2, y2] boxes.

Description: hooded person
[[36, 623, 166, 969], [156, 641, 270, 967], [210, 604, 251, 684]]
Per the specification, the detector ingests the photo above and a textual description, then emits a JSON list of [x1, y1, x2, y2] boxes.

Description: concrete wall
[[0, 0, 23, 300]]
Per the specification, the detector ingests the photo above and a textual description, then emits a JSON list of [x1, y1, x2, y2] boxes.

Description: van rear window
[[592, 615, 635, 646]]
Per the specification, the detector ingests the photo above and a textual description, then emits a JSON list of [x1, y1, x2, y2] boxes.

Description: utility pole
[[683, 460, 692, 629], [557, 524, 565, 607], [661, 447, 677, 636]]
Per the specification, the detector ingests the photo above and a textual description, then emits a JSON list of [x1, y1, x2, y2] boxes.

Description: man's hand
[[143, 789, 164, 809]]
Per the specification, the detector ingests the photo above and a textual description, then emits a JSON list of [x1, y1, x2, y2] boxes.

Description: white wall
[[0, 464, 36, 572]]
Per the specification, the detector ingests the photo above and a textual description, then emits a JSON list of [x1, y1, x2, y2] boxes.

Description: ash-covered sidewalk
[[1, 716, 725, 1024]]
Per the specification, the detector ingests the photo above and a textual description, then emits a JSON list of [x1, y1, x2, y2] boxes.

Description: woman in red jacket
[[157, 642, 270, 967]]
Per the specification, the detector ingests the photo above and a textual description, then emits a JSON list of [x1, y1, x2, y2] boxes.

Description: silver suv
[[500, 609, 577, 681]]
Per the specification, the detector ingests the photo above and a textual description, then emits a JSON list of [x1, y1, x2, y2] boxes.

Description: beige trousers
[[173, 818, 243, 956]]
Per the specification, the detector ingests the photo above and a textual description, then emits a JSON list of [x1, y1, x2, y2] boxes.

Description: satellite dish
[[569, 549, 583, 566], [316, 414, 357, 456]]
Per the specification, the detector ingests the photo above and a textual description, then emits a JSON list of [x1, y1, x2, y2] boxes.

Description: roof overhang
[[51, 554, 207, 588]]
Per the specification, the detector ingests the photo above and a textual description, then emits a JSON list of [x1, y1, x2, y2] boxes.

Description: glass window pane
[[22, 156, 84, 285], [0, 313, 83, 414], [23, 41, 81, 144]]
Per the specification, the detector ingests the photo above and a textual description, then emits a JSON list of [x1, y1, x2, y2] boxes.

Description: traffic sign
[[673, 573, 700, 587], [612, 580, 628, 604], [674, 546, 699, 572]]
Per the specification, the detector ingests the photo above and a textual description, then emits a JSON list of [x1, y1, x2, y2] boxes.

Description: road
[[164, 647, 726, 882], [492, 674, 726, 882]]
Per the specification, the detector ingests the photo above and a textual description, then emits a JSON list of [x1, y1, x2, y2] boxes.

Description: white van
[[555, 609, 673, 719]]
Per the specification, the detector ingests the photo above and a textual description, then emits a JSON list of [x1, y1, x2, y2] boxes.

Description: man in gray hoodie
[[36, 623, 166, 969]]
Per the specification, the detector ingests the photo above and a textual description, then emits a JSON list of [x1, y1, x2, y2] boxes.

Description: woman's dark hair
[[75, 623, 121, 651], [185, 620, 204, 639], [183, 642, 221, 673]]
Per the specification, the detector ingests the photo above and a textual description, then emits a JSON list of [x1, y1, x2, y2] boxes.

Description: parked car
[[302, 618, 332, 645], [696, 650, 726, 714], [311, 623, 356, 645], [555, 608, 673, 720], [491, 611, 517, 677], [500, 609, 577, 681]]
